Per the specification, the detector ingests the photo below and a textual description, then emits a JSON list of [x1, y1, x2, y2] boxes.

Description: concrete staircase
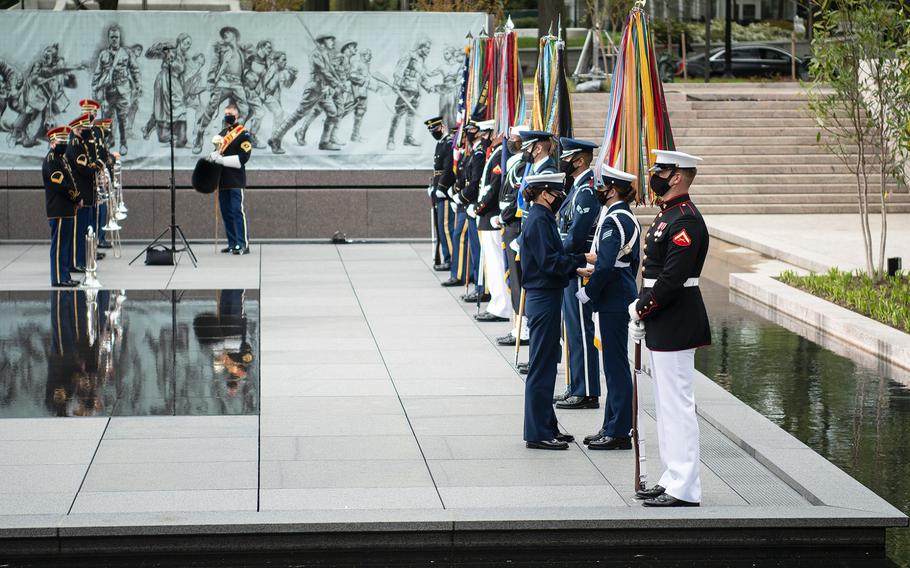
[[567, 84, 910, 214]]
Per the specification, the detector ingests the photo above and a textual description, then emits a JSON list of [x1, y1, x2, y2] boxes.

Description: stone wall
[[0, 169, 433, 241]]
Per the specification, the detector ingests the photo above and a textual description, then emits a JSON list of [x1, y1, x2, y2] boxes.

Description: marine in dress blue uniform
[[631, 149, 710, 508], [209, 105, 253, 255], [66, 113, 100, 272], [43, 126, 81, 288], [519, 172, 586, 450], [576, 165, 640, 450], [473, 129, 511, 322], [424, 116, 455, 272], [554, 138, 601, 409]]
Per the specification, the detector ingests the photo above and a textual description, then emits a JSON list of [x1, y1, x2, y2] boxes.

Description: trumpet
[[80, 226, 102, 289], [102, 161, 125, 259], [114, 160, 128, 217]]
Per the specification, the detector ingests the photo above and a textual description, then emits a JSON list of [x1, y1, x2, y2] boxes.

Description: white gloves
[[575, 287, 590, 304], [490, 215, 502, 229], [208, 151, 223, 164], [466, 204, 477, 219], [427, 185, 434, 198], [509, 239, 520, 254], [629, 320, 645, 342], [628, 300, 641, 323], [435, 189, 447, 199], [450, 201, 458, 214], [221, 155, 241, 169], [446, 187, 457, 200]]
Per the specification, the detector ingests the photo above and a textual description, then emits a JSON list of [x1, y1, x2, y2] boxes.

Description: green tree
[[807, 0, 910, 280]]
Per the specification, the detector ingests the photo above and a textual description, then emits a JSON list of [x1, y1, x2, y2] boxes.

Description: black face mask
[[224, 114, 237, 125], [596, 189, 611, 206], [53, 144, 66, 157], [507, 140, 521, 154], [431, 129, 443, 141], [547, 190, 567, 212], [650, 171, 674, 197], [521, 149, 532, 163], [559, 159, 574, 175]]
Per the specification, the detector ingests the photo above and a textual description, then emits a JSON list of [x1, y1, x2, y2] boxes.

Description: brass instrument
[[101, 160, 125, 259], [80, 227, 102, 289]]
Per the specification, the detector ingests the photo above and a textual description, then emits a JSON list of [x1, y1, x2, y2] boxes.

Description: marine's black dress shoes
[[440, 278, 463, 287], [555, 396, 600, 410], [642, 493, 699, 507], [526, 439, 569, 450], [474, 312, 509, 322], [587, 436, 632, 450], [635, 484, 666, 499], [433, 262, 451, 272]]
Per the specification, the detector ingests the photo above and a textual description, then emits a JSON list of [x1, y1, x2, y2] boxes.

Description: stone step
[[669, 118, 818, 128], [693, 153, 855, 165], [676, 109, 814, 119], [691, 192, 910, 204], [682, 92, 811, 102], [688, 100, 810, 110], [671, 144, 836, 155], [674, 126, 822, 137], [689, 184, 883, 195], [695, 173, 897, 185], [695, 202, 910, 214], [696, 163, 858, 175], [676, 136, 847, 146]]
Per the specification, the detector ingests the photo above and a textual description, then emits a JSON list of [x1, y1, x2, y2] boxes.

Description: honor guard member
[[519, 172, 586, 450], [459, 119, 493, 302], [442, 117, 484, 289], [474, 128, 511, 322], [425, 116, 455, 272], [495, 126, 530, 347], [575, 165, 640, 450], [44, 127, 80, 288], [93, 117, 115, 249], [208, 104, 253, 255], [554, 137, 601, 409], [440, 134, 470, 287], [67, 113, 100, 273], [631, 149, 710, 507]]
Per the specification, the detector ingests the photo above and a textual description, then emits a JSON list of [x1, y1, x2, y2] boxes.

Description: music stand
[[130, 44, 197, 267]]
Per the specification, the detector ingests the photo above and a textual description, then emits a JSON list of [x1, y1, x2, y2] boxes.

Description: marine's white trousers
[[649, 348, 702, 503], [479, 229, 512, 319]]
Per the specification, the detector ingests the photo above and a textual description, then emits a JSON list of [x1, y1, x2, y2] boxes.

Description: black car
[[678, 45, 811, 80]]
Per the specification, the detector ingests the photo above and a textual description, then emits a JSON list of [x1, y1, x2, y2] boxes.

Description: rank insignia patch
[[241, 141, 252, 152], [672, 229, 692, 247], [50, 171, 64, 184]]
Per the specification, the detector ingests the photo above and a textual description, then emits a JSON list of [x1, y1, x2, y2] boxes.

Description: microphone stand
[[130, 44, 197, 267]]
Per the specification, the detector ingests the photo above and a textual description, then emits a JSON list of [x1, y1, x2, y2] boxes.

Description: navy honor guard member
[[519, 172, 586, 451], [575, 164, 640, 451], [425, 116, 455, 272], [209, 104, 253, 255], [631, 149, 710, 508], [554, 137, 601, 410], [43, 126, 81, 288]]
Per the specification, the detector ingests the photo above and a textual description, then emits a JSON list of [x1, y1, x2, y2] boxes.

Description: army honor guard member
[[554, 137, 601, 410], [519, 172, 586, 451], [631, 149, 710, 507], [425, 116, 455, 272], [209, 104, 253, 255], [44, 127, 81, 288], [66, 112, 100, 273], [575, 165, 640, 451]]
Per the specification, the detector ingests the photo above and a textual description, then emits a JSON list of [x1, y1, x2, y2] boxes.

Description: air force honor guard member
[[554, 137, 601, 410], [631, 149, 710, 508], [425, 116, 455, 272], [575, 164, 640, 451], [44, 126, 81, 288], [209, 103, 253, 255], [520, 172, 586, 451]]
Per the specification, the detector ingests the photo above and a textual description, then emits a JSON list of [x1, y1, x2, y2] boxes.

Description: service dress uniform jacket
[[217, 124, 254, 251], [43, 150, 80, 285], [433, 134, 456, 265], [520, 202, 586, 442]]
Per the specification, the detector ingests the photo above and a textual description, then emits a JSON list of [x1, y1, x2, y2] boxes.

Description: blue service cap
[[525, 172, 566, 192], [599, 164, 636, 189], [558, 137, 598, 159], [519, 129, 554, 149]]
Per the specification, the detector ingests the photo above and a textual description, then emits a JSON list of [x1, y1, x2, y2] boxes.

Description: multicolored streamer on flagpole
[[531, 32, 560, 133], [593, 3, 675, 204], [494, 20, 525, 137]]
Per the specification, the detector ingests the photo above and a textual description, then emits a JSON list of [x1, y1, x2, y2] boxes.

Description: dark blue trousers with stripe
[[599, 310, 632, 438], [450, 206, 468, 281], [74, 206, 96, 268], [49, 217, 74, 285], [435, 200, 454, 264], [523, 288, 562, 442], [219, 188, 250, 250], [563, 277, 601, 397]]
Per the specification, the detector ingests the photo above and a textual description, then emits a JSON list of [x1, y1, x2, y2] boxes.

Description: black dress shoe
[[583, 429, 607, 445], [53, 280, 79, 288], [97, 242, 112, 249], [96, 252, 106, 260], [440, 278, 464, 287], [635, 484, 666, 499], [642, 493, 699, 507], [232, 246, 250, 255], [497, 333, 528, 346], [517, 362, 529, 375], [555, 396, 600, 410], [587, 436, 632, 451], [220, 247, 233, 254], [552, 390, 570, 404], [526, 439, 569, 450], [70, 267, 85, 274], [555, 432, 575, 443], [474, 312, 509, 322], [462, 292, 491, 303], [433, 262, 451, 272]]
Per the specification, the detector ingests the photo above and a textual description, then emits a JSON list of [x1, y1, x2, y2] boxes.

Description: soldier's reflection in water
[[47, 289, 113, 417], [193, 290, 255, 401]]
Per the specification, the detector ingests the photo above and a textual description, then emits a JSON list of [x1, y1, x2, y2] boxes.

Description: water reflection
[[695, 276, 910, 566], [0, 289, 259, 418]]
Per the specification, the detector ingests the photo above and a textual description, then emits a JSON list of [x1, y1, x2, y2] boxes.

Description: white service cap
[[649, 149, 703, 171]]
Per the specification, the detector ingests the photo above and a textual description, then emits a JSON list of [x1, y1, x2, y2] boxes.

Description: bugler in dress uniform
[[553, 137, 601, 410], [631, 149, 710, 508], [425, 116, 455, 272], [208, 104, 254, 255], [67, 112, 101, 273], [43, 126, 80, 287], [576, 164, 641, 451]]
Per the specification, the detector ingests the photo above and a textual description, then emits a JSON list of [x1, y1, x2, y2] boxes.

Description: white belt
[[642, 277, 699, 288]]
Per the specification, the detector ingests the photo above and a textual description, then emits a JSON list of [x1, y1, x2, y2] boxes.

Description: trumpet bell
[[103, 219, 122, 232], [118, 203, 128, 213], [115, 211, 127, 221]]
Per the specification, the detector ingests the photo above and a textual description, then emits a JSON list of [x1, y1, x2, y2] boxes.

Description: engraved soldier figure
[[386, 37, 437, 151], [92, 25, 141, 156], [294, 41, 354, 149], [241, 39, 273, 149], [191, 26, 250, 154], [142, 34, 193, 147], [260, 51, 297, 132], [14, 45, 85, 148], [347, 48, 382, 143]]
